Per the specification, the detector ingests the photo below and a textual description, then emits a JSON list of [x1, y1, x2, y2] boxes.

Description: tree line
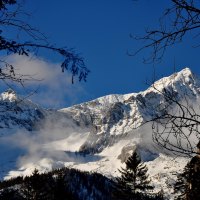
[[0, 150, 199, 200]]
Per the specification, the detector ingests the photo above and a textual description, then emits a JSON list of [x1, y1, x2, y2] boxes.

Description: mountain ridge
[[0, 67, 199, 199], [58, 67, 200, 154]]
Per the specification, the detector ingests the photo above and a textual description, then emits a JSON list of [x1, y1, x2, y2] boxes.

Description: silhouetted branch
[[132, 0, 200, 63], [0, 0, 89, 84], [142, 83, 200, 156]]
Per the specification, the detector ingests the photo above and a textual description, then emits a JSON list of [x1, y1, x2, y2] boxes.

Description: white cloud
[[5, 54, 86, 108], [0, 118, 90, 179]]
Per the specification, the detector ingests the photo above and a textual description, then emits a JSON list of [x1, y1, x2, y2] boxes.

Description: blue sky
[[5, 0, 200, 108]]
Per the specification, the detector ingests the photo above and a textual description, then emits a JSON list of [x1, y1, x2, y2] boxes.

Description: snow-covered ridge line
[[60, 67, 199, 111], [57, 68, 200, 154]]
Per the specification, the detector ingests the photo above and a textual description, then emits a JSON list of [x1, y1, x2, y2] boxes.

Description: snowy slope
[[0, 89, 46, 134], [0, 67, 199, 199], [59, 67, 200, 154]]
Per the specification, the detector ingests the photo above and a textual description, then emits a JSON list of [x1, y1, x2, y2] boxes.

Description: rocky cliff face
[[0, 89, 46, 134], [59, 67, 200, 154], [1, 68, 199, 154], [0, 89, 81, 136]]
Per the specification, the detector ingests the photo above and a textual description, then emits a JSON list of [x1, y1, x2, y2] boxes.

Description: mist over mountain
[[0, 67, 199, 198]]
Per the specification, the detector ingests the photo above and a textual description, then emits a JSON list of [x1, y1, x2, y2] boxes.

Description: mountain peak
[[178, 67, 192, 75], [173, 67, 194, 81], [145, 67, 199, 94]]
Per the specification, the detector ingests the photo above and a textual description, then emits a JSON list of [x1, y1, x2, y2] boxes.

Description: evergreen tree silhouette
[[112, 151, 153, 200], [54, 170, 75, 200], [174, 156, 200, 200], [21, 169, 55, 200]]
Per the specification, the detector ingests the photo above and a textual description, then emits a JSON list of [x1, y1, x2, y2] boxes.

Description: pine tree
[[112, 151, 153, 200], [174, 156, 200, 200], [21, 169, 55, 200], [54, 170, 75, 200]]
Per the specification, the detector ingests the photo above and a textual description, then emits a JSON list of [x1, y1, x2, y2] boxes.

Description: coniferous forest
[[0, 167, 114, 200], [1, 151, 200, 199]]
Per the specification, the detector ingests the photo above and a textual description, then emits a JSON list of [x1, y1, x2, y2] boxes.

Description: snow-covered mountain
[[0, 67, 199, 199], [0, 89, 45, 133], [59, 67, 200, 154]]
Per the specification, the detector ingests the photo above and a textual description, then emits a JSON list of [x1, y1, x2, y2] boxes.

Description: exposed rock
[[118, 143, 137, 163]]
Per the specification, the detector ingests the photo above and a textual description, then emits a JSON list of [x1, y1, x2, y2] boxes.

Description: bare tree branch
[[132, 0, 200, 63], [0, 0, 90, 84], [139, 82, 200, 157]]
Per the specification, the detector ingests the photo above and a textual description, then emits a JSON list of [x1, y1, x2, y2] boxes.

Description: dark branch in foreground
[[139, 82, 200, 157], [132, 0, 200, 63], [0, 0, 90, 84]]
